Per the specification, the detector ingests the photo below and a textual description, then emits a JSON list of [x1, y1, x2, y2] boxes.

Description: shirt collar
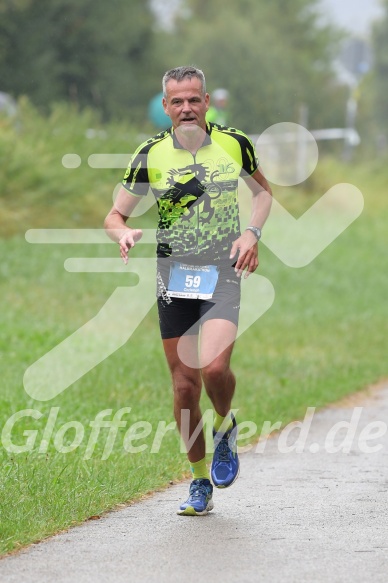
[[170, 122, 212, 150]]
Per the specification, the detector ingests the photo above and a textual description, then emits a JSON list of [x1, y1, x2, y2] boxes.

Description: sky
[[319, 0, 384, 36], [152, 0, 385, 36]]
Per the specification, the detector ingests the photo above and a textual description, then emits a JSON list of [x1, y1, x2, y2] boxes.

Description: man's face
[[163, 77, 209, 131]]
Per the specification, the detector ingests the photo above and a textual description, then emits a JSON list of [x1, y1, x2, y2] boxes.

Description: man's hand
[[118, 229, 143, 264], [229, 230, 259, 278]]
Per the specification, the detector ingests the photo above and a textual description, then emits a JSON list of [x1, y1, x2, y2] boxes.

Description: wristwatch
[[245, 226, 262, 240]]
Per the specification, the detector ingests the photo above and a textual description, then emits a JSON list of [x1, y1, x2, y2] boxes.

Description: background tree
[[0, 0, 349, 131], [156, 0, 346, 133], [0, 0, 161, 121], [370, 0, 388, 138]]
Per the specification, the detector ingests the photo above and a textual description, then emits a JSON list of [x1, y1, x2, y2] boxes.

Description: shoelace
[[215, 436, 232, 462], [189, 482, 210, 499]]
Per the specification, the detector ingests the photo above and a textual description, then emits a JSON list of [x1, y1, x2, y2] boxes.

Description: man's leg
[[163, 334, 214, 515], [200, 318, 240, 488], [162, 334, 205, 464], [200, 318, 237, 416]]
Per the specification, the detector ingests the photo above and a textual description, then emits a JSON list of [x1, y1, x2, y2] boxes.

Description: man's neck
[[174, 125, 207, 155]]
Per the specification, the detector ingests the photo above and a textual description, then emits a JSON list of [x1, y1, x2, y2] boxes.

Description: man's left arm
[[230, 168, 272, 278]]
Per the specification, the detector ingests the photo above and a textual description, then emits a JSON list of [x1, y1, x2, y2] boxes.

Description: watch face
[[247, 227, 261, 239]]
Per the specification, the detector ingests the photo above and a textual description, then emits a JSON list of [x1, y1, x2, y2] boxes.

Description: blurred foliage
[[0, 0, 349, 131], [0, 98, 145, 236], [2, 0, 386, 151], [0, 0, 162, 122], [160, 0, 347, 132], [370, 0, 388, 137], [353, 0, 388, 157]]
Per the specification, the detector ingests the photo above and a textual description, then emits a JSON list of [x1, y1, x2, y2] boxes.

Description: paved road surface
[[1, 384, 387, 583]]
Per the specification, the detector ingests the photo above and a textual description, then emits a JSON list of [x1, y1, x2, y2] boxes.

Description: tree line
[[0, 0, 386, 138]]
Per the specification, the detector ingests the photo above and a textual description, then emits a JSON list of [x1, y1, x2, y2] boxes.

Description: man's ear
[[162, 97, 170, 116]]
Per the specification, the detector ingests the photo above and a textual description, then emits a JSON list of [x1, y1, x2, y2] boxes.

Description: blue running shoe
[[177, 478, 214, 516], [211, 414, 239, 488]]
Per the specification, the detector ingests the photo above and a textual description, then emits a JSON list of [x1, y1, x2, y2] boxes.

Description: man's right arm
[[104, 186, 143, 264]]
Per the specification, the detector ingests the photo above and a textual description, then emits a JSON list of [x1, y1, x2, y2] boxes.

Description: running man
[[104, 66, 272, 515]]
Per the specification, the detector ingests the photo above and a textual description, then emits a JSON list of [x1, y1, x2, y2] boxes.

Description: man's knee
[[201, 359, 231, 386], [173, 374, 201, 407]]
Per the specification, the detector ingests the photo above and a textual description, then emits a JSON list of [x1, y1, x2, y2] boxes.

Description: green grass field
[[0, 104, 387, 555]]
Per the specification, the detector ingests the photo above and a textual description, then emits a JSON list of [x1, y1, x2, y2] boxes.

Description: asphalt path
[[1, 383, 387, 583]]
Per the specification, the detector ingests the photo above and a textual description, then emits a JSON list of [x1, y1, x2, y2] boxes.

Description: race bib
[[167, 262, 219, 299]]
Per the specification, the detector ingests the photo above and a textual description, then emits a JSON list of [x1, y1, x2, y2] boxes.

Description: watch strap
[[245, 226, 262, 240]]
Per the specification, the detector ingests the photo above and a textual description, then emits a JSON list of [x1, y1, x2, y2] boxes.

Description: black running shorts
[[156, 260, 241, 339]]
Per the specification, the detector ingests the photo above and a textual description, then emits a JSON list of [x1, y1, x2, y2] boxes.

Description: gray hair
[[162, 66, 206, 97]]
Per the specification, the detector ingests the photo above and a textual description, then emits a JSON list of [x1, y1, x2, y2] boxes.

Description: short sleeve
[[122, 146, 150, 197], [239, 134, 259, 177]]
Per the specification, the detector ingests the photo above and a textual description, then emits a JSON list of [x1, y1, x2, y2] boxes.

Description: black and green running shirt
[[122, 122, 259, 263]]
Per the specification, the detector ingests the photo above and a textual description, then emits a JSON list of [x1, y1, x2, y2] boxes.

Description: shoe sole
[[177, 500, 214, 516]]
